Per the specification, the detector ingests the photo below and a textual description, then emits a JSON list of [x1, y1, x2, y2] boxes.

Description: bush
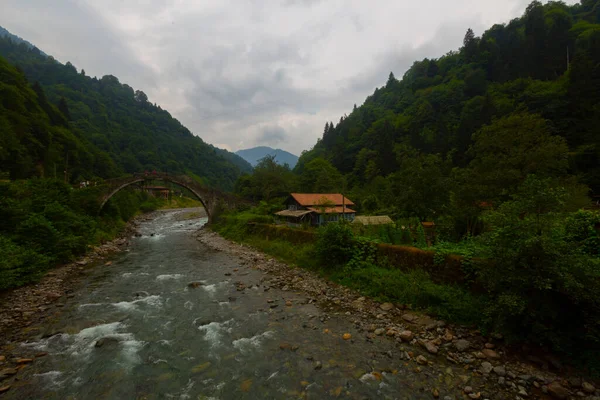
[[315, 222, 354, 267], [0, 235, 51, 290], [330, 264, 485, 325], [0, 179, 164, 291], [478, 177, 600, 363]]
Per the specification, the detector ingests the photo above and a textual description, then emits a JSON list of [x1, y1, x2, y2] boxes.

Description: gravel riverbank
[[196, 227, 600, 400]]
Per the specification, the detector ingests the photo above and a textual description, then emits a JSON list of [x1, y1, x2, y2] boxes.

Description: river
[[6, 208, 464, 399]]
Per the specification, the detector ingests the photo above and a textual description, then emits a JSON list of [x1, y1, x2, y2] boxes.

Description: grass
[[212, 219, 485, 327], [328, 266, 485, 325]]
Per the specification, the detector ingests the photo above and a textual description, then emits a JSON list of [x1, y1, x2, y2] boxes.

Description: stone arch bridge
[[98, 173, 243, 223]]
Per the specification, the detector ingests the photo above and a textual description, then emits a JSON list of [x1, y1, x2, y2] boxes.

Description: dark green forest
[[0, 35, 251, 190], [285, 0, 600, 224], [224, 0, 600, 370]]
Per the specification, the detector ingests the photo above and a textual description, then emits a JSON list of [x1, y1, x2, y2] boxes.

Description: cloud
[[0, 0, 581, 155], [257, 125, 288, 146]]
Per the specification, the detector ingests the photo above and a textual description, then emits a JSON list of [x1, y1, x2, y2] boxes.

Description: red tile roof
[[290, 193, 355, 207], [307, 206, 356, 214]]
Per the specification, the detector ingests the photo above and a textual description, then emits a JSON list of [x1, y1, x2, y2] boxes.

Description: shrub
[[315, 222, 354, 267], [0, 235, 51, 290]]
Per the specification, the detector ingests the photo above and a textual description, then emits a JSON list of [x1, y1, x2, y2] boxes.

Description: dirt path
[[195, 228, 600, 400]]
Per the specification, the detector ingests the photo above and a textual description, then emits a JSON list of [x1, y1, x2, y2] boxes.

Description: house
[[275, 193, 356, 226]]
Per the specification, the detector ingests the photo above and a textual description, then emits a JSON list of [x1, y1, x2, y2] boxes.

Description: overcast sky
[[2, 0, 579, 155]]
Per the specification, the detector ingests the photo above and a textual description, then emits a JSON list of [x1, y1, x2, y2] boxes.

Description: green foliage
[[416, 222, 427, 248], [0, 235, 51, 290], [345, 235, 378, 270], [315, 222, 354, 267], [0, 178, 163, 291], [332, 266, 485, 325], [0, 40, 250, 189], [478, 176, 600, 360], [293, 0, 600, 224], [564, 210, 600, 256], [235, 155, 296, 201]]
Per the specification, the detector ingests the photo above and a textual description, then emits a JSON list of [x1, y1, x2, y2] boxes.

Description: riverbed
[[0, 208, 540, 399]]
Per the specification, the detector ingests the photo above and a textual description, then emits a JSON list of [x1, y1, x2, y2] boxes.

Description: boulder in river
[[188, 282, 204, 289], [95, 337, 121, 348]]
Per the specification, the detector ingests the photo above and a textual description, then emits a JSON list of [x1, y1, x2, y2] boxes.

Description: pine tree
[[462, 28, 478, 62], [58, 97, 71, 121], [386, 71, 396, 87]]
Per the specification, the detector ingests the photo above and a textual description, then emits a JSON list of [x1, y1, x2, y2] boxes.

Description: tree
[[386, 72, 397, 87], [299, 157, 343, 193], [478, 175, 600, 354], [391, 145, 450, 219], [134, 90, 148, 103], [235, 155, 295, 201], [462, 28, 478, 62], [58, 97, 71, 121], [465, 113, 569, 203]]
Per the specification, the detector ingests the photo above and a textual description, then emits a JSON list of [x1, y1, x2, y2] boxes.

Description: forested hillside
[[228, 2, 600, 363], [0, 32, 251, 190], [0, 56, 105, 181], [296, 0, 600, 219]]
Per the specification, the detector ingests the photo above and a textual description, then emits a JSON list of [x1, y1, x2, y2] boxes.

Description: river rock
[[0, 386, 10, 393], [582, 382, 596, 394], [374, 328, 385, 336], [493, 366, 506, 377], [482, 349, 500, 359], [380, 303, 394, 311], [342, 333, 352, 340], [464, 386, 473, 394], [0, 368, 17, 380], [480, 361, 493, 374], [424, 341, 439, 354], [0, 356, 4, 362], [314, 361, 322, 370], [191, 362, 211, 373], [16, 358, 33, 364], [95, 337, 120, 348], [398, 330, 414, 342], [454, 339, 471, 352], [518, 385, 528, 397], [402, 313, 417, 323], [416, 355, 428, 365], [187, 282, 204, 289], [547, 382, 570, 399]]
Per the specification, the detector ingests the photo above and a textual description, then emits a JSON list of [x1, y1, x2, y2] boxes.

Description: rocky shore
[[0, 213, 157, 394], [196, 227, 600, 400]]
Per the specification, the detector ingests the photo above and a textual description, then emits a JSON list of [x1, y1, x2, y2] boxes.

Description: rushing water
[[8, 209, 460, 399]]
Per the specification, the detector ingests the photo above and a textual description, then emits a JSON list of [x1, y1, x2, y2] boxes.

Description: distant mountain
[[236, 146, 298, 168], [0, 26, 46, 56]]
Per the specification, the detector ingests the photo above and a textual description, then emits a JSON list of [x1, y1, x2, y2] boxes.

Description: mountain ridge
[[236, 146, 298, 168], [0, 25, 251, 190]]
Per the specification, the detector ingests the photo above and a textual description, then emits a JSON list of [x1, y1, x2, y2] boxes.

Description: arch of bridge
[[98, 173, 218, 221]]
